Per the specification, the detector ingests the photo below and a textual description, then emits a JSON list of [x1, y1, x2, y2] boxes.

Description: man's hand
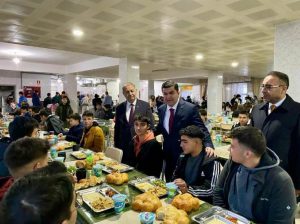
[[174, 178, 188, 193], [205, 147, 216, 157], [296, 189, 300, 196]]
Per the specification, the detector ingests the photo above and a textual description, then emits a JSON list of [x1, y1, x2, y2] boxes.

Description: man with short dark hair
[[43, 93, 52, 108], [214, 126, 296, 223], [1, 173, 76, 224], [251, 71, 300, 196], [173, 125, 221, 202], [39, 109, 64, 134], [55, 95, 73, 127], [156, 80, 214, 181], [58, 113, 83, 144], [81, 111, 104, 152], [0, 137, 50, 200], [231, 110, 249, 130], [18, 91, 27, 107]]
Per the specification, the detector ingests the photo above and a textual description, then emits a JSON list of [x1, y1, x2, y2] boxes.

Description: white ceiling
[[1, 0, 300, 79], [0, 42, 100, 65]]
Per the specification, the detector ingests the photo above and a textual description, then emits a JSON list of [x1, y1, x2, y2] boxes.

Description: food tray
[[192, 206, 250, 224], [98, 159, 134, 173], [71, 151, 87, 160], [200, 215, 232, 224], [129, 176, 167, 197], [77, 184, 127, 213]]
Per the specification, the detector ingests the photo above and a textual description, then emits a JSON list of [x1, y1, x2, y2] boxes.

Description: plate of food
[[129, 176, 167, 198], [74, 176, 104, 191], [192, 206, 250, 224], [71, 151, 87, 160], [98, 160, 134, 173], [77, 184, 127, 213], [56, 141, 76, 151]]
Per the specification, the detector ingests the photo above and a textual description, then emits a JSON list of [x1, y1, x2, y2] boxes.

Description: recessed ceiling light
[[76, 76, 80, 80], [231, 61, 239, 67], [195, 53, 204, 61], [72, 29, 84, 37], [131, 65, 139, 69], [12, 57, 21, 64]]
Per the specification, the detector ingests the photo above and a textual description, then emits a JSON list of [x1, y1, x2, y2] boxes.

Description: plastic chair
[[105, 147, 123, 163]]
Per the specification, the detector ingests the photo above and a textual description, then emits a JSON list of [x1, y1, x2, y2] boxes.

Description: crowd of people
[[0, 70, 299, 223]]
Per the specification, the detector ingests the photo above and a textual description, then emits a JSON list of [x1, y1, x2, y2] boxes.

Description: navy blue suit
[[251, 94, 300, 189], [114, 99, 154, 164], [156, 99, 213, 181]]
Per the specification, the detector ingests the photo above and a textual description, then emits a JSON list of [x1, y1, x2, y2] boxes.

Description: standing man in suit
[[156, 81, 214, 181], [251, 71, 300, 197], [114, 82, 154, 164]]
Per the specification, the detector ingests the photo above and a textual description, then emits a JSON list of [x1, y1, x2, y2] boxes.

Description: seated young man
[[58, 113, 84, 144], [231, 110, 250, 130], [213, 126, 296, 223], [80, 111, 104, 152], [127, 115, 163, 177], [39, 108, 64, 134], [1, 117, 39, 177], [172, 125, 222, 202], [0, 137, 50, 200], [1, 173, 76, 224]]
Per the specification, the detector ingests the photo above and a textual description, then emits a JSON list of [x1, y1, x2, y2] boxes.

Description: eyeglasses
[[260, 84, 284, 90]]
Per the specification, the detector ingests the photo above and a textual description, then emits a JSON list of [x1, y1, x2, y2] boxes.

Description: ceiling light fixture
[[12, 57, 21, 64], [131, 65, 139, 69], [76, 76, 80, 80], [72, 29, 84, 37], [195, 53, 204, 61], [231, 61, 239, 67]]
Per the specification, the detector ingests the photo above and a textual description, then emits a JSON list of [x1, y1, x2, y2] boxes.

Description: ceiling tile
[[234, 26, 257, 33], [26, 28, 48, 35], [2, 2, 35, 16], [194, 10, 224, 21], [107, 28, 127, 35], [112, 0, 145, 14], [44, 12, 73, 23], [287, 1, 300, 11], [143, 11, 170, 22], [56, 0, 89, 14], [27, 0, 46, 3], [33, 21, 57, 30], [93, 11, 121, 22], [123, 21, 148, 29], [247, 9, 278, 20], [79, 21, 101, 29], [227, 0, 263, 12], [171, 33, 189, 39], [169, 0, 202, 12], [189, 27, 211, 34], [171, 20, 194, 28], [246, 32, 269, 39], [215, 19, 242, 28]]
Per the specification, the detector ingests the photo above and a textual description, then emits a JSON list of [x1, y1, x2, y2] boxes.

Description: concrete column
[[207, 72, 223, 115], [63, 74, 78, 113], [148, 80, 155, 97], [119, 58, 140, 102], [274, 20, 300, 102]]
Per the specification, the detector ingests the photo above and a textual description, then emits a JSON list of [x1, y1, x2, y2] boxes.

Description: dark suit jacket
[[114, 99, 154, 163], [251, 94, 300, 189], [156, 99, 213, 167]]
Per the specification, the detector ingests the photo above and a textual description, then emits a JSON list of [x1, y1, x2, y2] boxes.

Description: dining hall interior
[[0, 0, 300, 223]]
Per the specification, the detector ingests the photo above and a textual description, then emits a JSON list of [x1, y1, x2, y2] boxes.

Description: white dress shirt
[[268, 96, 286, 115], [126, 99, 137, 122], [163, 98, 180, 134]]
